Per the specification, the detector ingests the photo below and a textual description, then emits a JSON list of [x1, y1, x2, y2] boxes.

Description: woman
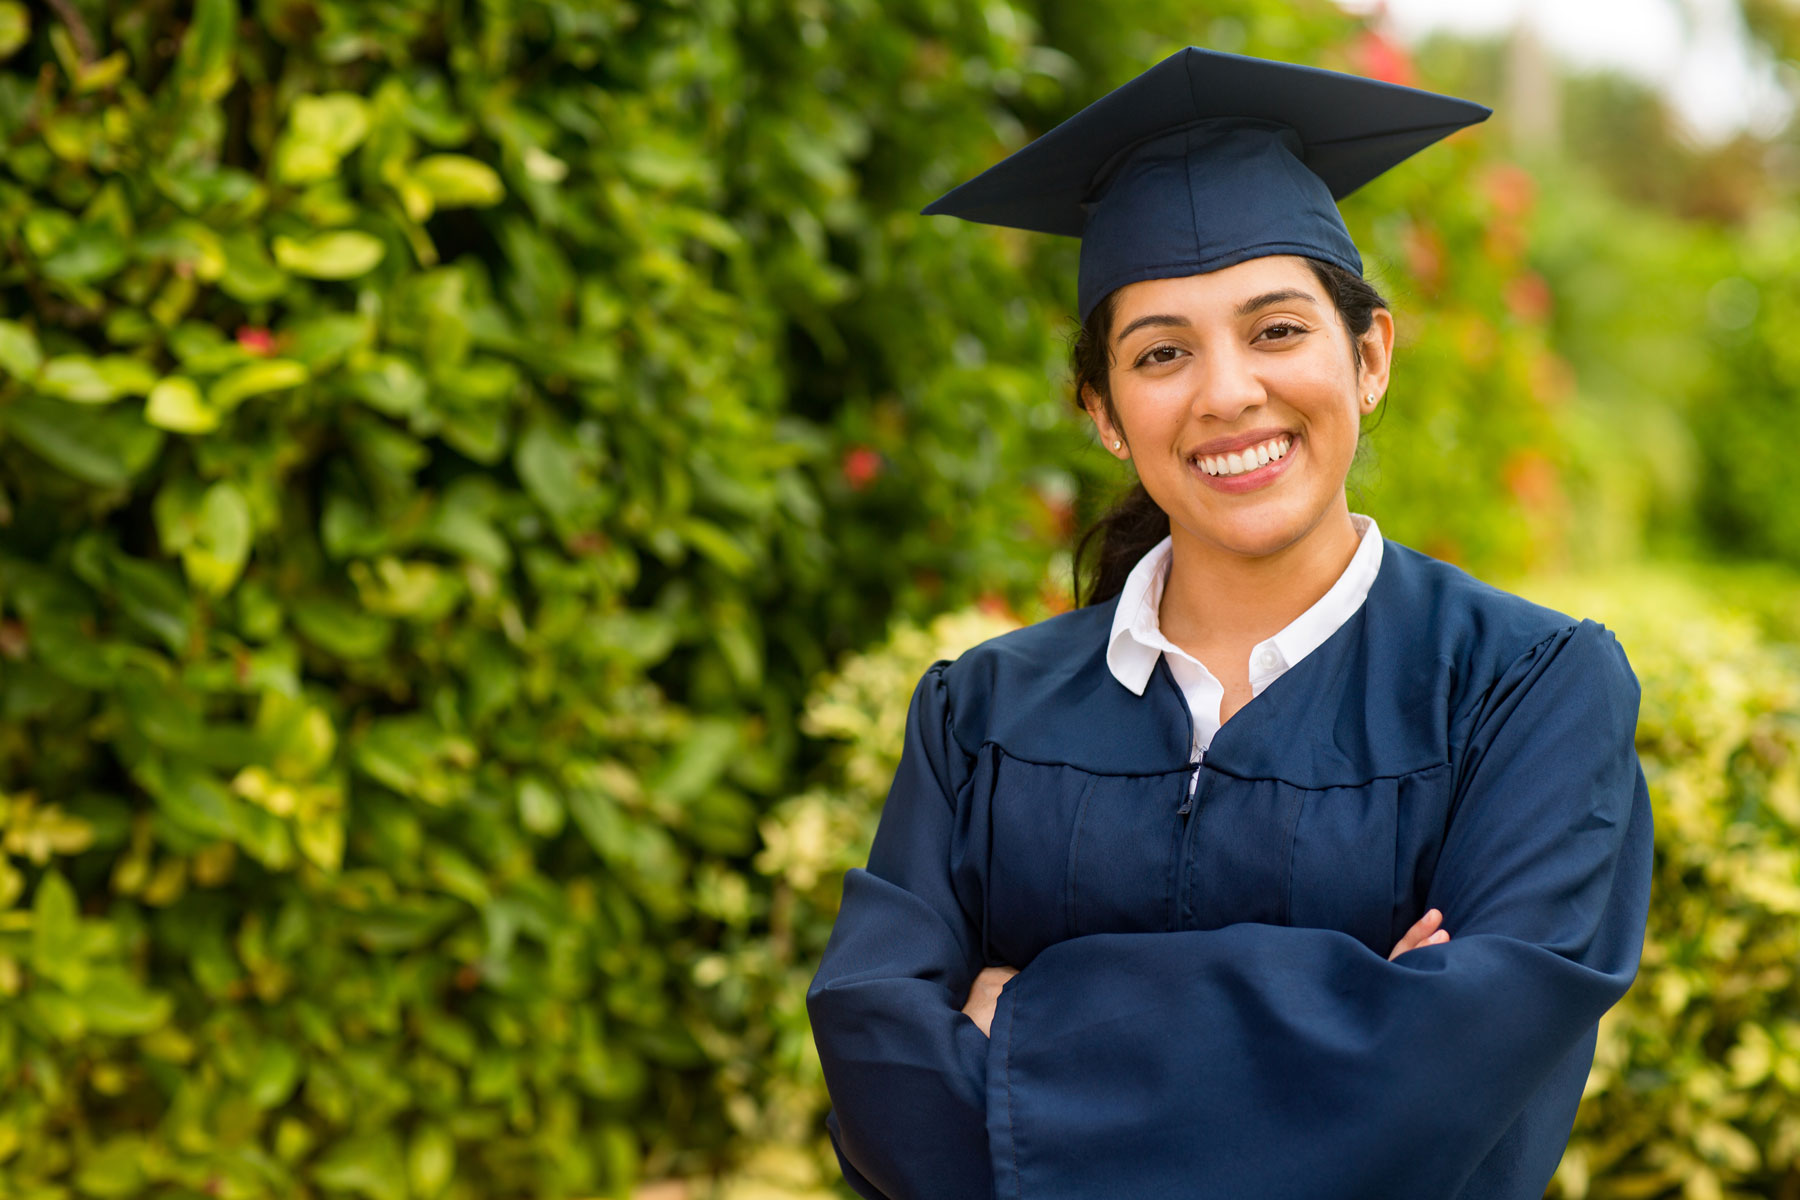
[[807, 48, 1652, 1200]]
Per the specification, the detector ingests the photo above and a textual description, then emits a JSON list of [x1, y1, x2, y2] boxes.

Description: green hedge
[[0, 0, 1605, 1196], [758, 572, 1800, 1198]]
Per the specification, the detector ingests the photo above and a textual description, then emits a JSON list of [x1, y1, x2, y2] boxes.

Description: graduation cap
[[923, 47, 1491, 321]]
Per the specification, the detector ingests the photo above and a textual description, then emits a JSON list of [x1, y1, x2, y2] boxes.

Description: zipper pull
[[1177, 763, 1200, 815]]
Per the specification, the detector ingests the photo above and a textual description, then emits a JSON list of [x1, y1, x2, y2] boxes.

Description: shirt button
[[1256, 648, 1280, 671]]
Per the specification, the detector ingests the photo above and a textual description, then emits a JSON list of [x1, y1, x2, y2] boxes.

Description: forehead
[[1110, 255, 1323, 323]]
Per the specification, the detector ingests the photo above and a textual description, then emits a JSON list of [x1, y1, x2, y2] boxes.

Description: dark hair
[[1071, 258, 1389, 607]]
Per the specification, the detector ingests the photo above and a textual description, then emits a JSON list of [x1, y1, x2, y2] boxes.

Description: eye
[[1256, 321, 1308, 343], [1133, 344, 1185, 368]]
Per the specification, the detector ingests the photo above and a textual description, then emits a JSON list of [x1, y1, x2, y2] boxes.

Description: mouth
[[1180, 431, 1296, 492], [1191, 433, 1293, 479]]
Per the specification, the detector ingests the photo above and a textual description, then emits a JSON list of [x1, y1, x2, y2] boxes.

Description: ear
[[1357, 308, 1396, 410], [1082, 383, 1130, 459]]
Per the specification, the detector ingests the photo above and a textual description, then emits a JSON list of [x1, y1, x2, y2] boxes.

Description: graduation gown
[[807, 542, 1653, 1200]]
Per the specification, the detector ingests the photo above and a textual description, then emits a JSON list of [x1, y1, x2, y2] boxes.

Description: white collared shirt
[[1105, 514, 1384, 761]]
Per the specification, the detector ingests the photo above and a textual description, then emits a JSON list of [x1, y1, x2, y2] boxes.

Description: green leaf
[[347, 355, 427, 416], [411, 155, 505, 207], [209, 358, 309, 411], [145, 377, 221, 433], [273, 231, 386, 280], [109, 553, 194, 653], [144, 762, 237, 840], [23, 208, 74, 257], [276, 93, 371, 184], [514, 419, 582, 524], [0, 2, 29, 61], [0, 318, 43, 378], [27, 989, 87, 1041], [72, 1135, 148, 1197], [312, 1132, 407, 1200], [30, 870, 80, 983], [246, 1041, 303, 1108], [179, 481, 254, 595], [408, 1124, 455, 1199], [174, 0, 238, 103], [38, 355, 158, 404], [137, 219, 226, 282], [3, 395, 163, 487], [291, 595, 394, 658], [517, 776, 565, 837], [77, 968, 174, 1037], [40, 228, 128, 283], [284, 313, 372, 370], [219, 231, 290, 303]]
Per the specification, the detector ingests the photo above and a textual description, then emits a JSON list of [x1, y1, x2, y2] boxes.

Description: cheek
[[1109, 377, 1192, 438]]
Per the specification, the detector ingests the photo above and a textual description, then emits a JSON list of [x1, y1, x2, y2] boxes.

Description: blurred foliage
[[756, 572, 1800, 1198], [0, 0, 1796, 1196]]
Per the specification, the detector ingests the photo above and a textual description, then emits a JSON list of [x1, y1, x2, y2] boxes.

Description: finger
[[1388, 909, 1436, 960], [1427, 929, 1450, 945]]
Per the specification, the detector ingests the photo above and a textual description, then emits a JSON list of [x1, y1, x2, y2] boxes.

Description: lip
[[1187, 427, 1295, 457], [1187, 432, 1298, 494]]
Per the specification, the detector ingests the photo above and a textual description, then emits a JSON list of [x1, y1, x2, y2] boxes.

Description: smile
[[1194, 435, 1291, 477]]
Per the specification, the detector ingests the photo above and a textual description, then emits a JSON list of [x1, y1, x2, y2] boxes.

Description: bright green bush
[[0, 0, 1602, 1196], [760, 571, 1800, 1198]]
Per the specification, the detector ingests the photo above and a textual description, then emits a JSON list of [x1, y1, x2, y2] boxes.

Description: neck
[[1158, 503, 1361, 648]]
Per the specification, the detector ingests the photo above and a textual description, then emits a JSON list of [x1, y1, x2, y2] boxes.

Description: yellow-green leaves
[[0, 318, 41, 378], [272, 231, 386, 279], [274, 92, 371, 184], [208, 358, 309, 410], [173, 0, 237, 103], [409, 154, 505, 210], [0, 3, 28, 61], [154, 479, 254, 595], [37, 355, 157, 404], [145, 377, 219, 433]]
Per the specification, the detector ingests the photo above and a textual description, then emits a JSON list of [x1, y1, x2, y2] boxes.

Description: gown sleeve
[[807, 661, 996, 1200], [983, 620, 1654, 1200]]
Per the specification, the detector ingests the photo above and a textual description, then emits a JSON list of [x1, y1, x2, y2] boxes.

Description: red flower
[[1503, 273, 1553, 323], [1503, 450, 1560, 511], [977, 591, 1017, 622], [1403, 223, 1445, 292], [841, 445, 883, 490], [1483, 164, 1537, 221], [1353, 29, 1415, 87], [236, 326, 278, 356]]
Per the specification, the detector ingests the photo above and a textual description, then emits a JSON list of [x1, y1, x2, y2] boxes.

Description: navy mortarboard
[[923, 47, 1491, 320]]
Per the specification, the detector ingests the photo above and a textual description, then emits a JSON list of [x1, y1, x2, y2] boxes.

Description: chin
[[1181, 500, 1334, 561]]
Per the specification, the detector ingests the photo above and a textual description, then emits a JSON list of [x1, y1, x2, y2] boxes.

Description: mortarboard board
[[923, 47, 1491, 321]]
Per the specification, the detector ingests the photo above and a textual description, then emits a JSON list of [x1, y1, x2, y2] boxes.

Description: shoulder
[[1373, 542, 1637, 719], [928, 599, 1190, 771], [1375, 542, 1579, 667]]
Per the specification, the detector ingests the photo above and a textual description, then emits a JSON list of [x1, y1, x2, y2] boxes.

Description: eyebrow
[[1233, 288, 1320, 317], [1112, 288, 1323, 346]]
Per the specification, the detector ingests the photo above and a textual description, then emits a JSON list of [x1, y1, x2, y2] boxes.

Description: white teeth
[[1196, 436, 1291, 478]]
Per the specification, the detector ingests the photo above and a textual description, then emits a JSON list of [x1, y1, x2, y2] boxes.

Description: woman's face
[[1085, 255, 1393, 564]]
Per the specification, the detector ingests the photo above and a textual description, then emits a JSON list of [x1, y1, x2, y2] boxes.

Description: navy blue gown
[[807, 542, 1653, 1200]]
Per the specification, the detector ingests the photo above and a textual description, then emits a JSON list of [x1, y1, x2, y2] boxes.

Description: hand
[[961, 965, 1020, 1037], [1389, 907, 1451, 961]]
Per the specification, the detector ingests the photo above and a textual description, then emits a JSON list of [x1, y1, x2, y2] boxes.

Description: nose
[[1188, 343, 1266, 423]]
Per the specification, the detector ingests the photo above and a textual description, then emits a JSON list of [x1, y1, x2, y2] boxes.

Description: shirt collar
[[1105, 514, 1385, 696]]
